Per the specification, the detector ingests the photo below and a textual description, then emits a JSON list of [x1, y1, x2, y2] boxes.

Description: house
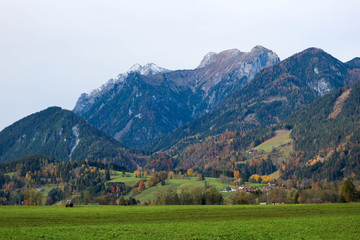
[[268, 181, 277, 187], [244, 187, 252, 192], [221, 187, 232, 192]]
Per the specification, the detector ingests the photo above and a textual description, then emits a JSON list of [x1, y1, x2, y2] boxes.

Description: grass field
[[130, 177, 233, 202], [107, 173, 237, 202], [107, 172, 141, 185], [0, 203, 359, 239], [4, 172, 15, 178], [254, 130, 292, 152]]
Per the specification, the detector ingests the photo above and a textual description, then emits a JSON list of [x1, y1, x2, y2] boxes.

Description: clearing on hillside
[[254, 129, 292, 152]]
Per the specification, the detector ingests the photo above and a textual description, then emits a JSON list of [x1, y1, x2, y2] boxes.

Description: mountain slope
[[73, 63, 170, 114], [74, 46, 279, 148], [280, 80, 360, 181], [0, 107, 143, 169], [150, 48, 359, 151]]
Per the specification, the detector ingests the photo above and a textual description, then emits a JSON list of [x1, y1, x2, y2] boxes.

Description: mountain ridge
[[149, 47, 360, 151], [73, 63, 170, 114], [0, 107, 146, 170], [74, 46, 279, 148]]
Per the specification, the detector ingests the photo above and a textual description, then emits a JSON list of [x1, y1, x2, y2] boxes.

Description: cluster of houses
[[221, 186, 255, 193], [221, 181, 286, 193]]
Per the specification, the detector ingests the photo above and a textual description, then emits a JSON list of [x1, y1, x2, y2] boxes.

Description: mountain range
[[0, 46, 359, 182], [73, 46, 279, 148], [149, 48, 360, 151]]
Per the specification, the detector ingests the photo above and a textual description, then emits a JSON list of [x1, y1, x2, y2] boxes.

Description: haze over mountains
[[73, 46, 279, 148]]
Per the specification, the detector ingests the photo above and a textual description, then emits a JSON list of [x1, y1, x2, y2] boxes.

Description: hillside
[[150, 48, 360, 151], [168, 80, 360, 182], [0, 155, 127, 205], [0, 107, 146, 169], [281, 80, 360, 181], [109, 172, 232, 203], [74, 46, 279, 148]]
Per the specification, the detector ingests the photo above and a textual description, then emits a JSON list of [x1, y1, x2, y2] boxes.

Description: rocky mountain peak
[[197, 49, 243, 69], [251, 45, 266, 51], [295, 47, 324, 57], [197, 52, 216, 68], [73, 63, 169, 114], [128, 63, 170, 76], [197, 46, 278, 70]]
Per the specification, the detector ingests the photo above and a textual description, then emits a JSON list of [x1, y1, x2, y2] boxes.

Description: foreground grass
[[0, 203, 359, 239]]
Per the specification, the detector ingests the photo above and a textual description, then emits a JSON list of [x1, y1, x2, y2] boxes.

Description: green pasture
[[4, 172, 16, 178], [126, 177, 234, 202], [0, 203, 359, 239], [254, 129, 292, 152], [125, 177, 232, 202], [107, 173, 236, 202]]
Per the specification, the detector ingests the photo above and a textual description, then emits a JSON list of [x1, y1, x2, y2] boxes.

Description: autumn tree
[[196, 174, 203, 181], [340, 179, 356, 202], [187, 169, 194, 177], [146, 171, 168, 188], [134, 169, 141, 178], [138, 181, 145, 191], [261, 175, 275, 184], [24, 189, 42, 206], [168, 171, 175, 179], [249, 174, 262, 183], [234, 170, 240, 179]]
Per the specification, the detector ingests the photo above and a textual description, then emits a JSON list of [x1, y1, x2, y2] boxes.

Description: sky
[[1, 0, 360, 131]]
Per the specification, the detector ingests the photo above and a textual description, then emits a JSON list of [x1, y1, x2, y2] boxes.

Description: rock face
[[73, 46, 280, 148], [191, 46, 280, 116]]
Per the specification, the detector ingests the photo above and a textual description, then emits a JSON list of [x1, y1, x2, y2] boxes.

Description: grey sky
[[1, 0, 359, 130]]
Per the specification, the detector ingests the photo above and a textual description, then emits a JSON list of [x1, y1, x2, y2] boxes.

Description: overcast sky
[[1, 0, 359, 130]]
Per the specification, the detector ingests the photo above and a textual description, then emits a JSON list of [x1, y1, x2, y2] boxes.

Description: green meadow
[[254, 129, 292, 152], [0, 203, 359, 239], [108, 172, 235, 202], [128, 177, 233, 202]]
